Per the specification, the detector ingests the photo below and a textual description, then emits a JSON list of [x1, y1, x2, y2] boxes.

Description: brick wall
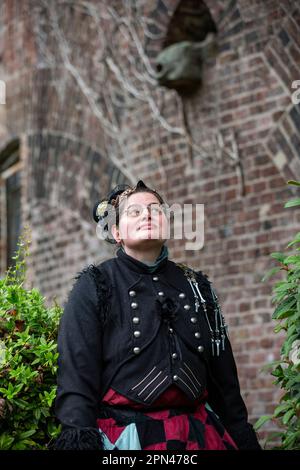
[[0, 0, 300, 444]]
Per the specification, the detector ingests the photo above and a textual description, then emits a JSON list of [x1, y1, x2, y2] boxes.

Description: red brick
[[1, 1, 299, 448]]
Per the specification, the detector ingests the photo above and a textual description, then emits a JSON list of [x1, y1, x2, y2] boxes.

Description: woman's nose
[[141, 206, 152, 217]]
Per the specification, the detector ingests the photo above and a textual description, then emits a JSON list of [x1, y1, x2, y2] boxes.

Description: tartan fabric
[[97, 386, 238, 450]]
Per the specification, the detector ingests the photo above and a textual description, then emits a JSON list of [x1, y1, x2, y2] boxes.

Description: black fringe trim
[[74, 264, 111, 327], [49, 426, 105, 450]]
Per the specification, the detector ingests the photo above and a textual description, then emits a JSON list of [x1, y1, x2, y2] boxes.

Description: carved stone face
[[155, 33, 217, 93]]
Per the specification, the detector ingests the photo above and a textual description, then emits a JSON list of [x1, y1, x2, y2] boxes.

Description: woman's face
[[111, 191, 169, 250]]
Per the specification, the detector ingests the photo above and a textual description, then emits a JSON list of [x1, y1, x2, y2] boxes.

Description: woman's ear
[[111, 224, 121, 244]]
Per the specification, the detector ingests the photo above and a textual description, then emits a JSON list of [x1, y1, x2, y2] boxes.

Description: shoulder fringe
[[74, 264, 111, 326]]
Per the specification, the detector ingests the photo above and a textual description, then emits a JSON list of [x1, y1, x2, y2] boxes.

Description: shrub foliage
[[254, 181, 300, 450], [0, 228, 62, 449]]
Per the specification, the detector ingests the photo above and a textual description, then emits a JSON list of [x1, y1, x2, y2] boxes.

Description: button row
[[129, 290, 193, 308], [178, 291, 203, 353], [129, 286, 204, 355]]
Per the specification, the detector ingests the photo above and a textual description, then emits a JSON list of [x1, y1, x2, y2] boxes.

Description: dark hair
[[93, 180, 165, 244]]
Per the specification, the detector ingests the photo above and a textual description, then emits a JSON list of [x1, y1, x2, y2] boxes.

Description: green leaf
[[287, 180, 300, 187], [47, 422, 62, 438], [283, 255, 300, 265], [0, 434, 15, 450], [33, 408, 41, 421], [13, 398, 29, 410], [253, 415, 272, 430], [282, 431, 300, 449], [287, 233, 300, 247], [274, 323, 285, 334], [273, 298, 296, 319], [274, 403, 290, 417], [270, 252, 286, 263], [282, 409, 295, 425], [271, 365, 284, 378], [261, 267, 281, 282], [18, 429, 36, 440], [285, 198, 300, 208]]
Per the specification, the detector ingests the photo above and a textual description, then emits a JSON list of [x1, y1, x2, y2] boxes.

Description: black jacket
[[52, 248, 261, 450]]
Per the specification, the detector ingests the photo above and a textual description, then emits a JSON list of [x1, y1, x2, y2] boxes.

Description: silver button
[[133, 347, 140, 355], [198, 345, 204, 353], [172, 353, 178, 359], [195, 332, 201, 339], [190, 317, 197, 323], [129, 290, 136, 297], [132, 317, 140, 324], [169, 327, 173, 333], [152, 276, 159, 281], [173, 375, 178, 381], [184, 304, 191, 310], [179, 293, 186, 299], [131, 302, 138, 309], [158, 291, 164, 297], [134, 330, 141, 338]]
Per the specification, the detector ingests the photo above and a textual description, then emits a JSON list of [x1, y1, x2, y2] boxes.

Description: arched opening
[[0, 139, 22, 273], [163, 0, 217, 48], [155, 0, 217, 95]]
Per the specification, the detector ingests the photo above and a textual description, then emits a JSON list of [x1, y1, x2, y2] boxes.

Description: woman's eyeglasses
[[122, 203, 167, 218]]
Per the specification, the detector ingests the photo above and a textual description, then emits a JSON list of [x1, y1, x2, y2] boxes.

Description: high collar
[[116, 246, 169, 274]]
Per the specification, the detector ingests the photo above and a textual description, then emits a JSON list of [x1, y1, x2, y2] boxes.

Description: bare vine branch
[[34, 0, 244, 193]]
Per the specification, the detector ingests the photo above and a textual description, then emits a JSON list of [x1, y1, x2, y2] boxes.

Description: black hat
[[135, 180, 147, 189]]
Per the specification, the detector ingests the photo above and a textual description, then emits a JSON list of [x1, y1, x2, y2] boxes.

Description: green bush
[[254, 180, 300, 449], [0, 227, 62, 449]]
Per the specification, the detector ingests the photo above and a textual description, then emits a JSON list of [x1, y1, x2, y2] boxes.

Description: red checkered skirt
[[97, 385, 238, 450]]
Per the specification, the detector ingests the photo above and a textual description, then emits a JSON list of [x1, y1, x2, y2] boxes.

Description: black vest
[[97, 248, 219, 405]]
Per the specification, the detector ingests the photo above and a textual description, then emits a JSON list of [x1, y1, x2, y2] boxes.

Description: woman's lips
[[139, 224, 154, 230]]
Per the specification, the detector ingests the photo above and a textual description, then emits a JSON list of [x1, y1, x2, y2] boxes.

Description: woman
[[51, 180, 261, 450]]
